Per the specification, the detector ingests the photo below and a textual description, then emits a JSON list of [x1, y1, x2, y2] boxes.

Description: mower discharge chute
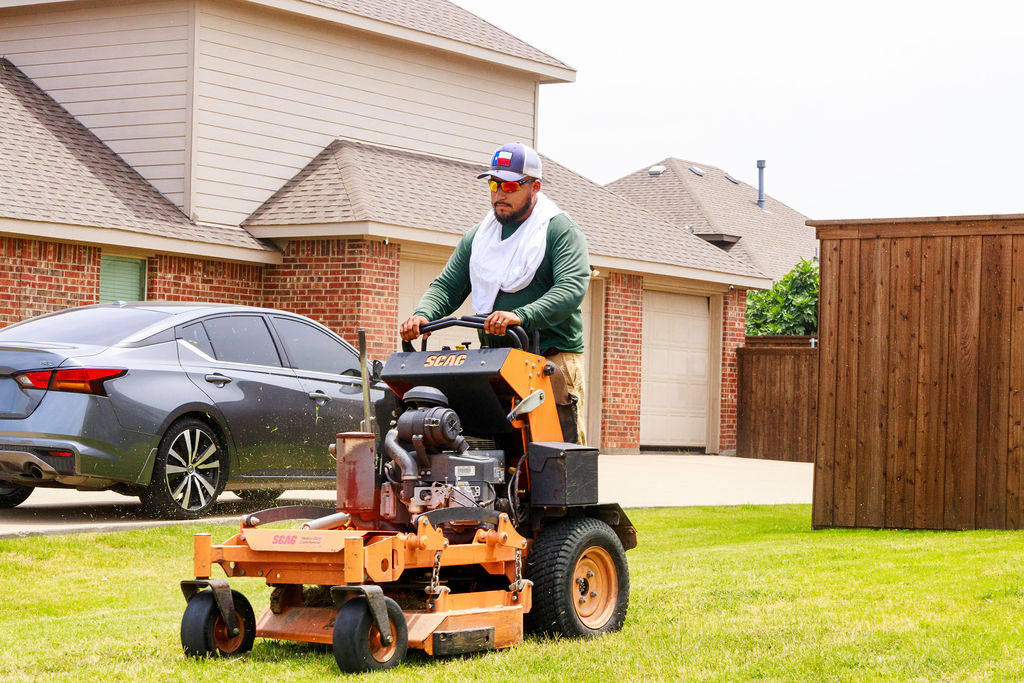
[[179, 316, 637, 672]]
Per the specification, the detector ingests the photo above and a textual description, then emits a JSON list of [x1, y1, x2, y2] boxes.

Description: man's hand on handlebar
[[483, 311, 522, 337], [399, 314, 430, 342]]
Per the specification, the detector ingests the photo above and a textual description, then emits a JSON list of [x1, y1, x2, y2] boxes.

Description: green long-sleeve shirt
[[414, 213, 590, 353]]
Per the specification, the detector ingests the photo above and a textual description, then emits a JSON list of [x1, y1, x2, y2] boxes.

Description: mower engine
[[386, 386, 504, 517]]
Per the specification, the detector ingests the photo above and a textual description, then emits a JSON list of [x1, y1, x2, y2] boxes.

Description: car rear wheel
[[141, 418, 228, 520], [0, 483, 33, 509]]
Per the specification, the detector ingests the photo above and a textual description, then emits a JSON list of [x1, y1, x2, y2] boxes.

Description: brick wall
[[264, 238, 400, 360], [0, 238, 100, 326], [600, 272, 643, 449], [147, 255, 263, 304], [719, 287, 747, 453]]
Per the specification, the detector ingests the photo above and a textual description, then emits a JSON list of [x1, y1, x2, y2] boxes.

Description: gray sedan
[[0, 302, 395, 519]]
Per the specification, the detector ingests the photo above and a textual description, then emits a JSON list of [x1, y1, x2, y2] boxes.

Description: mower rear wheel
[[525, 516, 629, 638], [332, 596, 407, 672], [180, 589, 256, 658]]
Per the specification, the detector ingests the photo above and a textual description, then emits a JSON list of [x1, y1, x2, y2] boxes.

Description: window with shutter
[[99, 255, 146, 303]]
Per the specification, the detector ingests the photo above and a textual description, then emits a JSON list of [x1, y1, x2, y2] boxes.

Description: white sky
[[451, 0, 1024, 221]]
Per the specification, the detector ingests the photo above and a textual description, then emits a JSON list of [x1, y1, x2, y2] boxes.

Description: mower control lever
[[401, 315, 528, 352], [460, 314, 529, 351]]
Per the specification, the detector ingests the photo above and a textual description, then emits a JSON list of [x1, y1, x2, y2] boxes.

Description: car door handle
[[205, 373, 232, 386], [308, 391, 333, 404]]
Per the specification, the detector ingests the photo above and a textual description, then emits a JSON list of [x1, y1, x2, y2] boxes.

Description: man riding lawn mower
[[179, 319, 636, 672]]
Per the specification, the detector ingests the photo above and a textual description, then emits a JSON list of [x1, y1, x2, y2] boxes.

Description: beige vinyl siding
[[0, 1, 191, 209], [193, 0, 538, 226]]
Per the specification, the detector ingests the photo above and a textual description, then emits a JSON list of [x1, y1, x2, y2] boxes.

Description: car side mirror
[[370, 359, 384, 383]]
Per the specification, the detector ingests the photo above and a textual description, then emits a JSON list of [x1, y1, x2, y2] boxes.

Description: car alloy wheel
[[165, 425, 222, 512], [141, 417, 227, 520]]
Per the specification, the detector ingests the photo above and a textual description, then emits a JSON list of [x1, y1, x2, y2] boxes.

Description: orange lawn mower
[[178, 316, 637, 672]]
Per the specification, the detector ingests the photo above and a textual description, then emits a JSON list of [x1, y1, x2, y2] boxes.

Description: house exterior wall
[[0, 2, 746, 454], [0, 233, 743, 452], [192, 0, 538, 226], [263, 238, 400, 360], [0, 237, 100, 326], [0, 0, 191, 209], [146, 254, 264, 304], [719, 287, 747, 453], [600, 272, 643, 450], [0, 240, 266, 328]]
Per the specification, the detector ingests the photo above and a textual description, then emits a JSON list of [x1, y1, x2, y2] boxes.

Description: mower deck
[[189, 508, 532, 655]]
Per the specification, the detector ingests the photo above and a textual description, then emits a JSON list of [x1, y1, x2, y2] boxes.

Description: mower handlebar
[[401, 315, 529, 352]]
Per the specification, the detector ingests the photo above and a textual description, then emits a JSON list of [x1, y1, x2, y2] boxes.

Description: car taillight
[[14, 371, 52, 389], [13, 368, 126, 395]]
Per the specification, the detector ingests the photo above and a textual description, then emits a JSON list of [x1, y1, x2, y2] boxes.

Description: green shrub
[[746, 257, 819, 335]]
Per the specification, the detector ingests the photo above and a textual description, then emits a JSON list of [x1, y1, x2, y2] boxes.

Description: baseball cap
[[476, 142, 543, 182]]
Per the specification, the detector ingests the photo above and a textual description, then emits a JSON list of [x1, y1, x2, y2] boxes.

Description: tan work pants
[[546, 351, 586, 445]]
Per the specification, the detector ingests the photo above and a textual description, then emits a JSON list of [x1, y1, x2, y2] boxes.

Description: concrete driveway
[[0, 454, 812, 539]]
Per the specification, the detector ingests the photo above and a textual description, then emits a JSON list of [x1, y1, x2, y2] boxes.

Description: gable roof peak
[[606, 155, 817, 281], [0, 58, 271, 256]]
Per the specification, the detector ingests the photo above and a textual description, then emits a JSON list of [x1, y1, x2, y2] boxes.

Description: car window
[[202, 316, 282, 367], [0, 307, 169, 345], [271, 317, 360, 376], [180, 322, 215, 357]]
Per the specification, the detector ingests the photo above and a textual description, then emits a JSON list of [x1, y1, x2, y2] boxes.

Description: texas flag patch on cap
[[477, 142, 542, 181]]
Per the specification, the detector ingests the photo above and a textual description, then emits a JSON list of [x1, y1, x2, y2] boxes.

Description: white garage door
[[641, 290, 709, 447], [398, 258, 476, 351]]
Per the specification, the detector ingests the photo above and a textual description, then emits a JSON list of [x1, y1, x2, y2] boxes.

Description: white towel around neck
[[469, 192, 565, 315]]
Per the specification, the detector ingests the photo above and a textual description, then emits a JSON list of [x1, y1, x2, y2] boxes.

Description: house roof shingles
[[298, 0, 571, 70], [0, 59, 270, 252], [606, 158, 817, 281], [245, 139, 763, 279]]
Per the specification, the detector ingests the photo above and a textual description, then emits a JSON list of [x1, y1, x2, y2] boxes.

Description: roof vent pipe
[[756, 159, 766, 209]]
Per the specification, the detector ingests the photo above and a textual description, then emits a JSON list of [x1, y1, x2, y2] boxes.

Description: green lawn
[[3, 506, 1024, 681]]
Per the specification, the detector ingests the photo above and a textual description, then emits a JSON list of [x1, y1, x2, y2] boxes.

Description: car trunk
[[0, 342, 106, 419]]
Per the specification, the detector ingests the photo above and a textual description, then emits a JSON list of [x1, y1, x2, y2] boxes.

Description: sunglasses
[[487, 177, 536, 193]]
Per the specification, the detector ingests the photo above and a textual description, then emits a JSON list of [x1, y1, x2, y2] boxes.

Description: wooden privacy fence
[[736, 336, 817, 462], [811, 214, 1024, 530]]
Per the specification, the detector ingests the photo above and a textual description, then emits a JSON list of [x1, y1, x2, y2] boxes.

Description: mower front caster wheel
[[181, 589, 256, 658], [332, 596, 408, 672]]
